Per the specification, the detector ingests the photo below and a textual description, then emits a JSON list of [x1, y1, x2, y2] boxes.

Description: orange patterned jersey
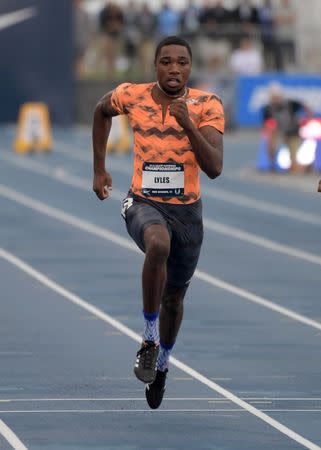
[[111, 82, 224, 204]]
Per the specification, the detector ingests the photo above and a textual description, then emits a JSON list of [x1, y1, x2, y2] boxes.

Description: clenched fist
[[169, 99, 193, 131], [93, 169, 112, 201]]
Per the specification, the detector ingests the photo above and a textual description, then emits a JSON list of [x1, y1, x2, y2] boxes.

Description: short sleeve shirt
[[111, 82, 224, 204]]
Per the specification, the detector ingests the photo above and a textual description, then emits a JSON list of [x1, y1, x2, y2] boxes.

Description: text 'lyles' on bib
[[141, 162, 184, 197]]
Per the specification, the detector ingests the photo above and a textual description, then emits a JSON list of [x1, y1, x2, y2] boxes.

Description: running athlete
[[92, 36, 224, 409]]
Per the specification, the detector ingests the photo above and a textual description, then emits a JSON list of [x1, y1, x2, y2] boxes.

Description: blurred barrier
[[107, 116, 131, 155], [14, 103, 52, 153]]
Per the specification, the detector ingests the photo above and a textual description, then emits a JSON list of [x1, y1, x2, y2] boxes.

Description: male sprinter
[[92, 36, 224, 409]]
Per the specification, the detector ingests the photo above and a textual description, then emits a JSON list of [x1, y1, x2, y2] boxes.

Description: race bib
[[142, 162, 184, 197]]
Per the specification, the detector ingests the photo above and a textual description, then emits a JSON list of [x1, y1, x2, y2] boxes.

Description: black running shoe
[[134, 340, 159, 383], [145, 369, 167, 409]]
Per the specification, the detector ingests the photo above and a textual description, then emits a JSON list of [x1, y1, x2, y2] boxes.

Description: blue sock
[[143, 310, 159, 343], [156, 340, 174, 372]]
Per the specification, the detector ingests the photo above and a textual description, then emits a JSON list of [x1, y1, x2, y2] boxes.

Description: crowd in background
[[74, 0, 297, 80]]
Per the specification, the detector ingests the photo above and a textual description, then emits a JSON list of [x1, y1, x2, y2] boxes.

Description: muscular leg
[[159, 284, 188, 346], [142, 224, 170, 314]]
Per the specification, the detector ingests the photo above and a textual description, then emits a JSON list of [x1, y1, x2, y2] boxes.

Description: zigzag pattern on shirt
[[133, 125, 187, 140], [135, 150, 195, 165], [138, 144, 193, 156], [139, 105, 158, 114]]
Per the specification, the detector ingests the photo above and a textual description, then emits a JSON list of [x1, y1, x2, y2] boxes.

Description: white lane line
[[244, 398, 321, 401], [2, 153, 321, 266], [1, 410, 239, 413], [0, 249, 321, 450], [1, 409, 321, 414], [0, 398, 228, 403], [0, 419, 28, 450], [53, 142, 321, 227], [203, 218, 321, 266], [1, 183, 321, 333], [1, 397, 320, 402], [202, 185, 321, 227]]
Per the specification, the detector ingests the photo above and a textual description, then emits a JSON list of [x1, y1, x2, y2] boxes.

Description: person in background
[[181, 0, 200, 35], [257, 0, 276, 70], [233, 0, 258, 34], [123, 1, 140, 73], [199, 0, 216, 32], [229, 35, 263, 75], [136, 3, 156, 79], [99, 2, 124, 76], [262, 82, 311, 172], [275, 0, 296, 70], [73, 0, 92, 78], [156, 2, 181, 38], [318, 180, 321, 192]]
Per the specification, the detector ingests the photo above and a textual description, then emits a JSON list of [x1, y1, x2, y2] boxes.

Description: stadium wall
[[0, 0, 73, 125]]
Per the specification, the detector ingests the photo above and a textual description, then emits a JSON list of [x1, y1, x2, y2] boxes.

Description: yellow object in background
[[14, 102, 52, 153], [106, 115, 131, 155]]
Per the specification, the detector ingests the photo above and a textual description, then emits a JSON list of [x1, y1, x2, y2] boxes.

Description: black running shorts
[[121, 192, 203, 288]]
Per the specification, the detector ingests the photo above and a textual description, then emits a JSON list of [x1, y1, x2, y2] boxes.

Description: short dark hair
[[154, 36, 192, 63]]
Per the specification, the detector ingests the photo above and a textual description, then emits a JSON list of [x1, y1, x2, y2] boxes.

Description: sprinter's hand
[[93, 169, 112, 200], [169, 99, 193, 131]]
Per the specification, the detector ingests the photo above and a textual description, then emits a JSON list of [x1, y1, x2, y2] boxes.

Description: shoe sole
[[133, 367, 157, 384]]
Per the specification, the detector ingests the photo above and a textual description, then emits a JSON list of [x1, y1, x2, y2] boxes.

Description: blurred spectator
[[262, 82, 312, 172], [99, 2, 124, 76], [199, 0, 216, 32], [229, 35, 263, 75], [211, 1, 232, 25], [198, 1, 232, 74], [181, 0, 200, 35], [123, 1, 140, 72], [257, 0, 276, 70], [136, 3, 156, 79], [233, 0, 259, 34], [156, 2, 181, 38], [275, 0, 296, 70], [73, 0, 92, 78], [318, 180, 321, 192]]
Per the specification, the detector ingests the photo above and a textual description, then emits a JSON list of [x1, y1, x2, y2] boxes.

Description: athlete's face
[[155, 45, 192, 96]]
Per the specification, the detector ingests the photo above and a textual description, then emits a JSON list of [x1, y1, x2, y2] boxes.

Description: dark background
[[0, 0, 73, 125]]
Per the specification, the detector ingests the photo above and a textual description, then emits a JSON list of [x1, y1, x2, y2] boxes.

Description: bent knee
[[145, 233, 170, 263]]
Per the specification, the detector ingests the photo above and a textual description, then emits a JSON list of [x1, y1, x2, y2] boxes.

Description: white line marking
[[1, 397, 320, 402], [0, 7, 37, 32], [1, 184, 321, 333], [2, 153, 321, 266], [54, 141, 321, 227], [0, 419, 28, 450], [0, 398, 228, 402], [1, 409, 321, 414], [202, 185, 321, 227], [0, 409, 246, 413], [1, 250, 321, 450], [203, 218, 321, 266]]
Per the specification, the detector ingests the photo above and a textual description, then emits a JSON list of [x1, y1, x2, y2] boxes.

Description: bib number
[[142, 162, 184, 197]]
